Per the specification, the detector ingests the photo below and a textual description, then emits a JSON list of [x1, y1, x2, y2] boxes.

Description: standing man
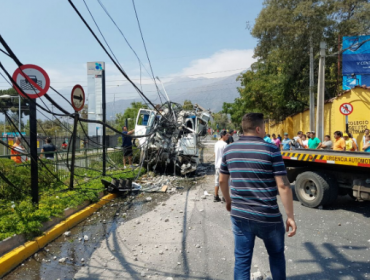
[[122, 126, 135, 169], [227, 130, 235, 144], [343, 133, 353, 152], [308, 131, 321, 149], [41, 138, 57, 160], [219, 113, 296, 279], [214, 130, 229, 202], [11, 137, 25, 164], [348, 133, 358, 151], [281, 133, 291, 151], [333, 131, 345, 151], [264, 133, 272, 143], [306, 132, 312, 141], [290, 131, 304, 150], [317, 135, 333, 150]]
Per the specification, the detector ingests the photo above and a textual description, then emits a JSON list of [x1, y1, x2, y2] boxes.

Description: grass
[[0, 157, 145, 241]]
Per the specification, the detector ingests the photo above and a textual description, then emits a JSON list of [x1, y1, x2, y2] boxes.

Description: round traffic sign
[[12, 64, 50, 99], [340, 103, 353, 116], [71, 85, 85, 112]]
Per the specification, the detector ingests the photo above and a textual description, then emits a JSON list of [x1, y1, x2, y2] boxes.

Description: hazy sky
[[0, 0, 262, 106]]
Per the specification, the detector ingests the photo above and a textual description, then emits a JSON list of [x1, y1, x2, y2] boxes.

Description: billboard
[[342, 35, 370, 90], [87, 62, 105, 136]]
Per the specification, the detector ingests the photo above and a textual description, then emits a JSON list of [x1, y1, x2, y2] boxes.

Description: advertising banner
[[342, 35, 370, 89]]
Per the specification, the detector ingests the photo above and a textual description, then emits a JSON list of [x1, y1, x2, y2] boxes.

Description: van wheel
[[295, 171, 338, 208]]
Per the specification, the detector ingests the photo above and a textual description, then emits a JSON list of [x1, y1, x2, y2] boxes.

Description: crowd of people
[[265, 129, 370, 152]]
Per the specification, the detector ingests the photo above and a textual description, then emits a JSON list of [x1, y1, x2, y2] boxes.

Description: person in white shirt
[[214, 130, 229, 202]]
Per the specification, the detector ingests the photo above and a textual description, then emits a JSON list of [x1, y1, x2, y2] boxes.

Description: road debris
[[64, 231, 71, 237], [251, 270, 263, 280]]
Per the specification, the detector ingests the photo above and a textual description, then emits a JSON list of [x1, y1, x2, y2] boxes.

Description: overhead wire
[[67, 0, 172, 123], [131, 0, 165, 103], [97, 0, 149, 92]]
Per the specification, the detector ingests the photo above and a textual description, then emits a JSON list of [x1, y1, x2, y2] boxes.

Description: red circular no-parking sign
[[12, 64, 50, 99]]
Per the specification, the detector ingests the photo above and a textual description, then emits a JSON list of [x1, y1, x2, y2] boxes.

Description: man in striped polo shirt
[[219, 113, 297, 280]]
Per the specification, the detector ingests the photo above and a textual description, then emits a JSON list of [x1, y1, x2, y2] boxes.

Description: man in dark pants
[[219, 113, 297, 280], [122, 126, 134, 169], [41, 137, 57, 160]]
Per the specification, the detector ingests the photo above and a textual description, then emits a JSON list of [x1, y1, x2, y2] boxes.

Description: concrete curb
[[0, 193, 117, 278]]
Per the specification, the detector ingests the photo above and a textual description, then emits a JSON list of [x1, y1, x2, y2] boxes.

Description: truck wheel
[[295, 171, 338, 208]]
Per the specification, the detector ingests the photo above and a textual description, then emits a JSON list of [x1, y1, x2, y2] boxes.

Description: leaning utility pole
[[316, 42, 326, 141], [309, 38, 315, 131]]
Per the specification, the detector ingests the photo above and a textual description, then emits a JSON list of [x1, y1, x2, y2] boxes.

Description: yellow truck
[[282, 150, 370, 208]]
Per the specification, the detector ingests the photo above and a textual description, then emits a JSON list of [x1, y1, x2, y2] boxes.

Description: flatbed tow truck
[[282, 150, 370, 208]]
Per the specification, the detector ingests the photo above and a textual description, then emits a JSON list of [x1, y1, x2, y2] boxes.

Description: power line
[[0, 67, 248, 85], [97, 0, 151, 91], [131, 0, 164, 104], [82, 0, 125, 73], [67, 0, 171, 123]]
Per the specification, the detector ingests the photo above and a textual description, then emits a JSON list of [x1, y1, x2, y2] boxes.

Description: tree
[[224, 0, 370, 122], [0, 88, 30, 118], [210, 112, 231, 131], [183, 100, 194, 110], [115, 102, 148, 131]]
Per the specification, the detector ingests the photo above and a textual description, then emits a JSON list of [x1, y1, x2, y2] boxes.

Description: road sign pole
[[29, 99, 38, 205], [69, 112, 79, 190], [346, 115, 349, 133], [102, 69, 106, 176]]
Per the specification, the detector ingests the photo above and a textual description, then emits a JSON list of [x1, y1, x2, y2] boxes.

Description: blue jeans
[[231, 216, 286, 280]]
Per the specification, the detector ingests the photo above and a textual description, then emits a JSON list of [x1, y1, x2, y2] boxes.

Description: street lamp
[[0, 94, 22, 132]]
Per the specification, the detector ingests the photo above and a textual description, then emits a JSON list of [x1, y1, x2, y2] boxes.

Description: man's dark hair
[[272, 133, 276, 137], [297, 131, 303, 135], [348, 132, 353, 138], [220, 130, 227, 137], [242, 113, 264, 133], [325, 135, 331, 139], [334, 131, 343, 137], [266, 134, 271, 137], [46, 137, 52, 143]]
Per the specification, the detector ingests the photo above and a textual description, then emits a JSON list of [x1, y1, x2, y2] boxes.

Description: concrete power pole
[[309, 38, 315, 131], [316, 42, 327, 141]]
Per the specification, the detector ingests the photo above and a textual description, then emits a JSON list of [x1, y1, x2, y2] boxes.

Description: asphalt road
[[3, 141, 370, 280]]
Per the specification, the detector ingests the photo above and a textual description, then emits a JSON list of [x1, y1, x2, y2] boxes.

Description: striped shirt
[[220, 136, 287, 223]]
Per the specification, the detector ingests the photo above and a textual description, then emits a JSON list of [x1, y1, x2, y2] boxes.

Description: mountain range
[[107, 73, 242, 116]]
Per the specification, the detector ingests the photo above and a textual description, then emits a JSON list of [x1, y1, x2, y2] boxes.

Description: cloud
[[178, 49, 255, 78]]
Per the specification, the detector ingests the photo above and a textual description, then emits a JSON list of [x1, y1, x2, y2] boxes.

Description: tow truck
[[282, 150, 370, 208]]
